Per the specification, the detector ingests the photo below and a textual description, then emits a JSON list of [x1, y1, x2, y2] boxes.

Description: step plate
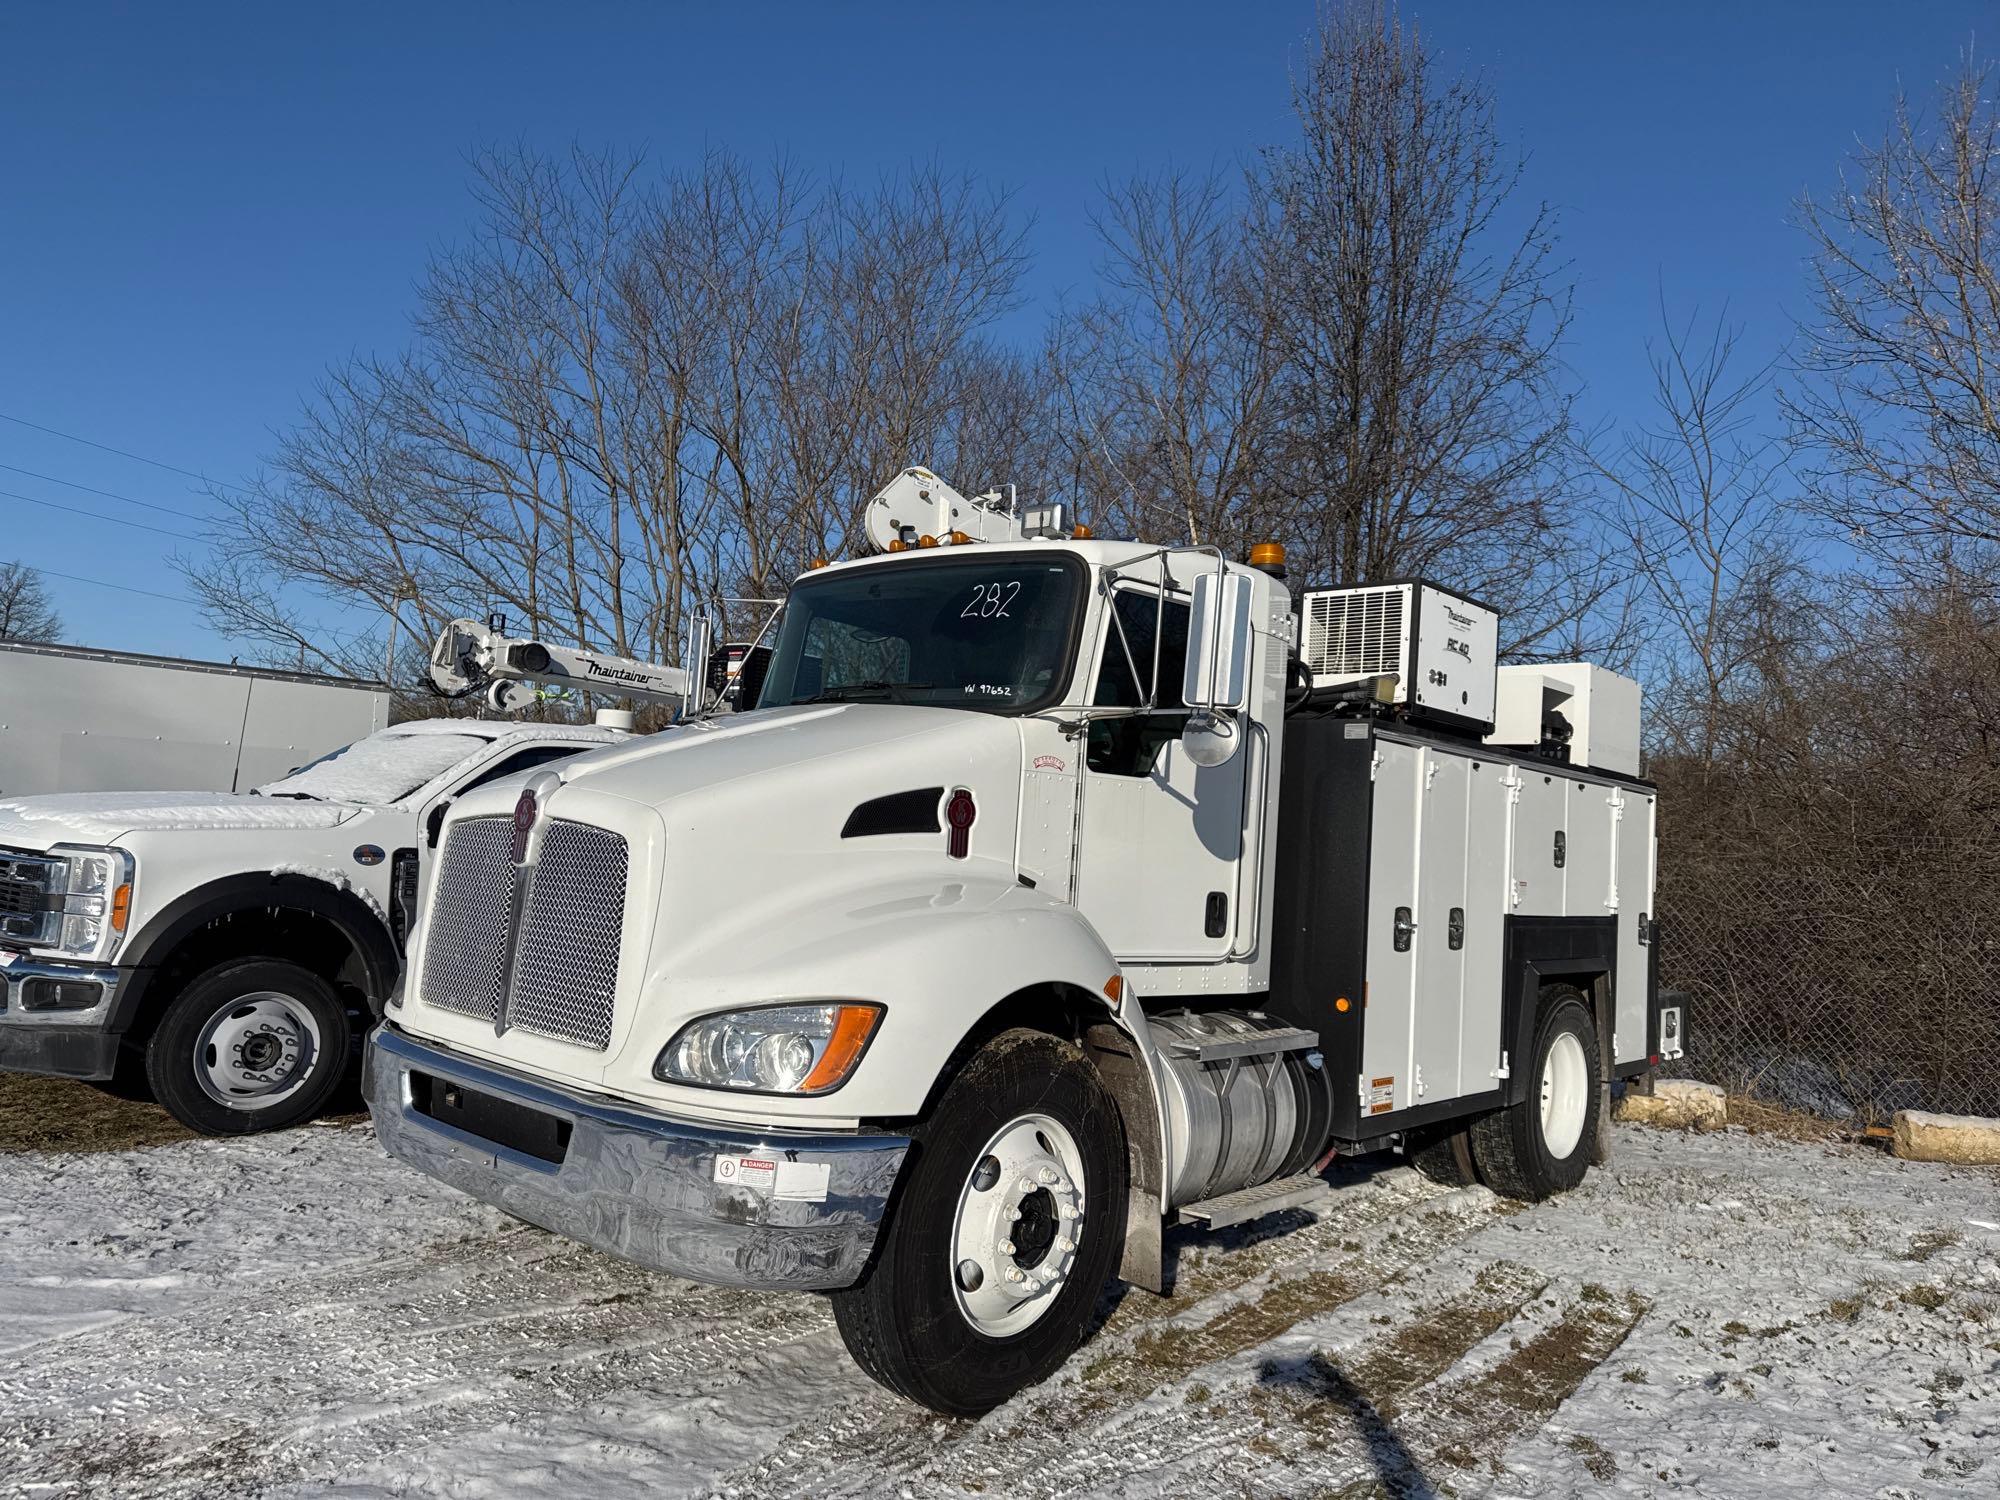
[[1163, 1026, 1320, 1063], [1176, 1172, 1328, 1231]]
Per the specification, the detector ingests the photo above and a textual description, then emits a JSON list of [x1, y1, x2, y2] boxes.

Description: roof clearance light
[[1072, 522, 1093, 540], [808, 557, 830, 570], [918, 534, 939, 548], [949, 530, 971, 544]]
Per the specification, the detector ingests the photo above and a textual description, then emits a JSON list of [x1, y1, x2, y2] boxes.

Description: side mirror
[[1183, 570, 1254, 713], [1180, 711, 1240, 768]]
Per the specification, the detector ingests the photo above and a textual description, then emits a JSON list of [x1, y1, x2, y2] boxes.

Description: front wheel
[[1470, 986, 1601, 1201], [145, 958, 353, 1135], [831, 1028, 1128, 1416]]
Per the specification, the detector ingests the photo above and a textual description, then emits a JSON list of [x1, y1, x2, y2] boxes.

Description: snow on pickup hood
[[0, 791, 359, 845]]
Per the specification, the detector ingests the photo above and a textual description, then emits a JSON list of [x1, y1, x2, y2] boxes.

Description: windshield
[[256, 730, 490, 804], [758, 555, 1083, 714]]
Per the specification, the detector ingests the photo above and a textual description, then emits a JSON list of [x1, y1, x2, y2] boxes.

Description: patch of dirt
[[0, 1072, 363, 1152], [0, 1073, 194, 1153]]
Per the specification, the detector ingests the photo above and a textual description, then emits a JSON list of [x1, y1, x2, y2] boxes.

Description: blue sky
[[0, 1, 1988, 662]]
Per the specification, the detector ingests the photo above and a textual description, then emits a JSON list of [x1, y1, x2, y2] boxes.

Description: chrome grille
[[507, 820, 627, 1050], [419, 817, 516, 1023]]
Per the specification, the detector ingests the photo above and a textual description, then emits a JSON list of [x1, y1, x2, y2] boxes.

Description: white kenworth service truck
[[367, 467, 1681, 1415]]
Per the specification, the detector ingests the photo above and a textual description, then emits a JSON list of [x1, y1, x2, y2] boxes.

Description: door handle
[[1393, 906, 1416, 952]]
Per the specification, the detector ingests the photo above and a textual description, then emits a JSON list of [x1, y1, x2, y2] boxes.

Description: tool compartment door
[[1457, 758, 1510, 1093], [1361, 739, 1422, 1118], [1411, 749, 1469, 1103]]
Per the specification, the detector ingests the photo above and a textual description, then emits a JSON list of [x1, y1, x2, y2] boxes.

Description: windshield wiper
[[263, 792, 321, 800], [795, 680, 938, 705]]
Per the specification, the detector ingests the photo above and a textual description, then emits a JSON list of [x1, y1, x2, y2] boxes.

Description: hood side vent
[[841, 788, 945, 839]]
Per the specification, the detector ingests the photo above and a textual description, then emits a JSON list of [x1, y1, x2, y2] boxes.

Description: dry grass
[[0, 1073, 194, 1153], [1722, 1094, 1851, 1144]]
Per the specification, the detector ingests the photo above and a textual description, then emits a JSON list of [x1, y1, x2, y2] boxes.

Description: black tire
[[1470, 986, 1601, 1202], [830, 1028, 1128, 1416], [145, 958, 352, 1136], [1406, 1122, 1479, 1188]]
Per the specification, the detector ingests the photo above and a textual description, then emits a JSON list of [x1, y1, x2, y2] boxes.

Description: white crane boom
[[428, 618, 695, 715]]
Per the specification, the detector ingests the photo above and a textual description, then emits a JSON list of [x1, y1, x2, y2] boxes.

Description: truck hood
[[0, 791, 361, 847], [544, 702, 1020, 809]]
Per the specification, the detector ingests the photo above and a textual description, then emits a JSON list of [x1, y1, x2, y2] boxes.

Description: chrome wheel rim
[[950, 1112, 1086, 1337], [193, 992, 322, 1111], [1540, 1030, 1590, 1160]]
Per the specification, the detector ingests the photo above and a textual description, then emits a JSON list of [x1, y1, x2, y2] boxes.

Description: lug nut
[[1037, 1166, 1058, 1185], [998, 1238, 1016, 1256], [1006, 1267, 1026, 1284]]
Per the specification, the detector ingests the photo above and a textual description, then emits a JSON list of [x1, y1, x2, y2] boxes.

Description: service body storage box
[[1267, 718, 1659, 1139]]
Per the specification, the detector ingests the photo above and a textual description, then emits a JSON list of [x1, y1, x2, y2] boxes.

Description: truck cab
[[0, 717, 627, 1133], [367, 468, 1674, 1415]]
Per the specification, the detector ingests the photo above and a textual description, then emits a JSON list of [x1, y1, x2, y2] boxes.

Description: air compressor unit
[[1298, 580, 1499, 733]]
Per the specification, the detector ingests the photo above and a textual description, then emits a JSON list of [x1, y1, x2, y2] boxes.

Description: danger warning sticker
[[713, 1154, 777, 1191], [1368, 1077, 1396, 1115], [712, 1153, 832, 1203]]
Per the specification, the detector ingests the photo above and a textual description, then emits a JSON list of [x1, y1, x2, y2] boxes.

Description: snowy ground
[[2, 1117, 1996, 1499]]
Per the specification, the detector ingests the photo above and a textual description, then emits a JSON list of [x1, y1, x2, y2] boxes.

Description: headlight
[[654, 1003, 883, 1095], [0, 845, 135, 962]]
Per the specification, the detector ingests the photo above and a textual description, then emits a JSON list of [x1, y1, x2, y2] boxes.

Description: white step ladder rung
[[1176, 1172, 1327, 1230], [1163, 1025, 1319, 1063]]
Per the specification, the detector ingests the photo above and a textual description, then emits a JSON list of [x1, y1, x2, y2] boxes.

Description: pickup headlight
[[0, 845, 135, 962], [654, 1003, 883, 1096]]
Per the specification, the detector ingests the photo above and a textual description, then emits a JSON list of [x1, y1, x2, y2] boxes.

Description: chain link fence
[[1657, 838, 2000, 1122]]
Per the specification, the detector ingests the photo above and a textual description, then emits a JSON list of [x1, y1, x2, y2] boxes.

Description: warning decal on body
[[1369, 1077, 1395, 1115]]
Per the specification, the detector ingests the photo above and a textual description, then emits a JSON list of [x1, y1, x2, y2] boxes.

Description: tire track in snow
[[0, 1229, 832, 1500], [710, 1173, 1505, 1499]]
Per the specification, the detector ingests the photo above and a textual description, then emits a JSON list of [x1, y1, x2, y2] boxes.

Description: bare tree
[[1789, 52, 2000, 576], [1049, 169, 1281, 546], [179, 148, 1037, 686], [1583, 307, 1801, 767], [0, 562, 62, 643], [1246, 3, 1599, 654]]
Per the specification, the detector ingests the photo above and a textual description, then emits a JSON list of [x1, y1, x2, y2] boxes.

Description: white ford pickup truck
[[367, 468, 1677, 1415], [0, 717, 625, 1133]]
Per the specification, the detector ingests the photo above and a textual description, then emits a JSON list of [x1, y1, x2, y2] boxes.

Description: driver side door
[[1072, 587, 1249, 961]]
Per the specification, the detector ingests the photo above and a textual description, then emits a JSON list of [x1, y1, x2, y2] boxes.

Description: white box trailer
[[0, 641, 390, 796]]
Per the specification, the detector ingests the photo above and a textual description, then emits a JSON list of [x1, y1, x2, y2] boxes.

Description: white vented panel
[[1303, 586, 1405, 680]]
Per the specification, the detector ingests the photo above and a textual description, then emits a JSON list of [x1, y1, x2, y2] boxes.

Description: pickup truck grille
[[0, 851, 59, 941], [419, 816, 628, 1052]]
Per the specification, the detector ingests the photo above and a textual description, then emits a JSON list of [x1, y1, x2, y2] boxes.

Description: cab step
[[1176, 1172, 1328, 1230], [1162, 1025, 1319, 1063]]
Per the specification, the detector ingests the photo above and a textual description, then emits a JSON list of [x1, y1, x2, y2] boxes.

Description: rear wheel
[[1470, 986, 1601, 1201], [145, 959, 352, 1135], [831, 1028, 1128, 1416]]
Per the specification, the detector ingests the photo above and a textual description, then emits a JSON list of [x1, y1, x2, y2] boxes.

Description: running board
[[1163, 1025, 1319, 1063], [1176, 1172, 1327, 1230]]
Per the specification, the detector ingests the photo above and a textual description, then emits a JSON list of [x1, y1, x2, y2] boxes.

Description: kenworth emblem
[[510, 787, 538, 864]]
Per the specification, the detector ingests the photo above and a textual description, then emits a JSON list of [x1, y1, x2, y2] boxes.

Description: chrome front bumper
[[0, 957, 128, 1079], [365, 1025, 909, 1291]]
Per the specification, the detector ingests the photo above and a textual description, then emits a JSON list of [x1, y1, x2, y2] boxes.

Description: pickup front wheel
[[146, 959, 352, 1135], [831, 1028, 1128, 1416]]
